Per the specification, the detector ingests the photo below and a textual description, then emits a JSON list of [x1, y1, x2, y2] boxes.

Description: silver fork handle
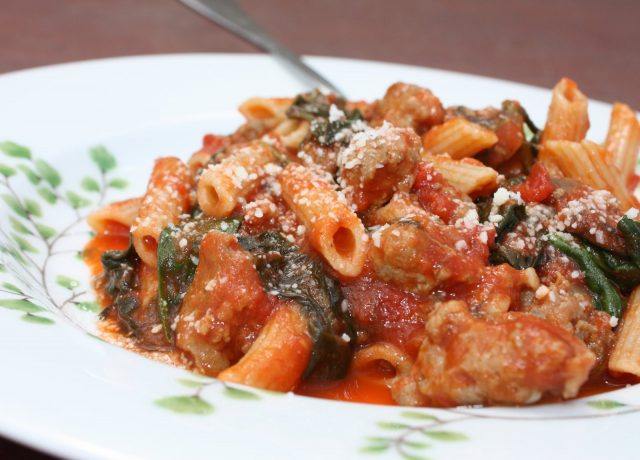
[[180, 0, 345, 97]]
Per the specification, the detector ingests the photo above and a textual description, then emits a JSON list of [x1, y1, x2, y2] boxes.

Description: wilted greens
[[286, 89, 363, 145], [156, 214, 241, 341], [100, 238, 141, 335], [238, 231, 353, 380]]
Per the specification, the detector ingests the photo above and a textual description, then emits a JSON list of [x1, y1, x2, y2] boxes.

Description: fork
[[179, 0, 345, 97]]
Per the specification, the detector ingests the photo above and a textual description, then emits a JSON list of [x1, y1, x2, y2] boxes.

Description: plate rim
[[0, 52, 637, 460]]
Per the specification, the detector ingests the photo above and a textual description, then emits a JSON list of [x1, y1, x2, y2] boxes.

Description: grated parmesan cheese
[[626, 208, 639, 219]]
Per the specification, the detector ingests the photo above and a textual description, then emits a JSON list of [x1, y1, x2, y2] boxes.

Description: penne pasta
[[351, 342, 413, 377], [176, 231, 268, 376], [238, 97, 292, 123], [88, 81, 640, 409], [605, 103, 640, 186], [429, 156, 498, 196], [279, 163, 368, 277], [609, 286, 640, 377], [132, 157, 191, 267], [540, 78, 590, 143], [197, 140, 276, 218], [421, 117, 498, 159], [218, 304, 313, 391], [187, 134, 229, 180], [87, 197, 142, 234], [272, 118, 310, 151], [540, 140, 634, 209]]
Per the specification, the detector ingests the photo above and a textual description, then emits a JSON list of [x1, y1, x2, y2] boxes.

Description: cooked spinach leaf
[[583, 243, 640, 291], [157, 215, 241, 341], [286, 89, 363, 145], [549, 234, 624, 317], [310, 110, 363, 146], [488, 202, 540, 269], [100, 238, 142, 335], [238, 231, 353, 380], [618, 216, 640, 267], [489, 244, 543, 270], [495, 203, 526, 242], [286, 89, 336, 121]]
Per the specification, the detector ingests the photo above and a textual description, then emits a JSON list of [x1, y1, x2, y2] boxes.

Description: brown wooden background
[[1, 0, 639, 458]]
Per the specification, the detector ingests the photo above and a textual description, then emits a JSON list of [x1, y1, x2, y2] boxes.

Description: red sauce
[[86, 227, 638, 407], [297, 363, 396, 405], [412, 162, 459, 223], [84, 222, 130, 277], [342, 268, 427, 359]]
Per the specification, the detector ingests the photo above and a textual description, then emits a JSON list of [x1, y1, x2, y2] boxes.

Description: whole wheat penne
[[176, 231, 268, 376]]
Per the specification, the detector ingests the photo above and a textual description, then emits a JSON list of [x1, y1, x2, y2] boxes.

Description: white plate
[[0, 54, 637, 460]]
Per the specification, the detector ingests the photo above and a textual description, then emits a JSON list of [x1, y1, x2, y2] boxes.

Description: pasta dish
[[85, 80, 640, 407]]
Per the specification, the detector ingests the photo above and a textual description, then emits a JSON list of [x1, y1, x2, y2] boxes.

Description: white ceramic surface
[[0, 54, 636, 460]]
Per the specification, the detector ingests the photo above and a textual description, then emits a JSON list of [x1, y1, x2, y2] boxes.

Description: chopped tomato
[[412, 162, 459, 223], [202, 133, 227, 153], [514, 162, 555, 203]]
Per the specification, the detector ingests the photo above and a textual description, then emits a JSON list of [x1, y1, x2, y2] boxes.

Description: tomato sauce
[[342, 269, 427, 359], [297, 363, 396, 405], [87, 227, 637, 406], [83, 222, 130, 277]]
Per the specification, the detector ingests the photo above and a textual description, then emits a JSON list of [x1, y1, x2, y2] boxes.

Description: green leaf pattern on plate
[[155, 396, 214, 415], [0, 141, 127, 327]]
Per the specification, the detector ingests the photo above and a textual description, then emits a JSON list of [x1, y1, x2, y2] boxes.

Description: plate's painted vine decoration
[[155, 377, 263, 415], [0, 140, 126, 323], [362, 399, 640, 459]]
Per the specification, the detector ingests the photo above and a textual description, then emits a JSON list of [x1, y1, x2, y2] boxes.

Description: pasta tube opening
[[198, 177, 235, 218], [332, 226, 357, 258], [313, 217, 367, 277]]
